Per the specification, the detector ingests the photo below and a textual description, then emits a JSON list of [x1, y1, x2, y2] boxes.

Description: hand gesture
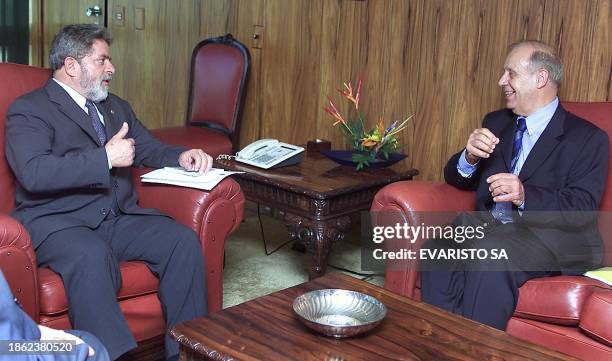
[[105, 122, 135, 167], [465, 128, 499, 164], [179, 149, 213, 175], [487, 173, 525, 206], [38, 325, 95, 357]]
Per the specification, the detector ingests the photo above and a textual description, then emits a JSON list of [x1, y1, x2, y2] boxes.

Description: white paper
[[140, 167, 243, 191]]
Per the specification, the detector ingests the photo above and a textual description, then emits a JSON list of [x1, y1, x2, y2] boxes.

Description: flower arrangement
[[323, 79, 412, 170]]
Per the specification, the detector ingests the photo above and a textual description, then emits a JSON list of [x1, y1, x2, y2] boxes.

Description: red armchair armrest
[[133, 170, 245, 312], [0, 213, 39, 321], [370, 181, 475, 298]]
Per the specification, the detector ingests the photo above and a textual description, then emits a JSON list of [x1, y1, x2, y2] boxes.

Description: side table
[[216, 151, 418, 279]]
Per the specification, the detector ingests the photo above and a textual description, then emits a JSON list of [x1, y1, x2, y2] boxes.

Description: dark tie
[[85, 100, 107, 144], [510, 116, 527, 172], [492, 116, 527, 222]]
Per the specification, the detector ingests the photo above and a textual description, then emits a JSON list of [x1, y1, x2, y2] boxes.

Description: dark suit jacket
[[444, 105, 609, 274], [5, 79, 186, 248]]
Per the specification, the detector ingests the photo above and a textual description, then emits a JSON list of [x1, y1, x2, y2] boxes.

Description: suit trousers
[[35, 214, 207, 360], [420, 213, 557, 330]]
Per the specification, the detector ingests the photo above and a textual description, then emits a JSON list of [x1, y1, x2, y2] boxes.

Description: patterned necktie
[[85, 100, 107, 144], [510, 116, 527, 172], [492, 116, 527, 222]]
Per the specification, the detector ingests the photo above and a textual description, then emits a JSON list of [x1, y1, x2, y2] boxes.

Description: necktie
[[492, 116, 527, 222], [510, 116, 527, 172], [85, 100, 107, 144]]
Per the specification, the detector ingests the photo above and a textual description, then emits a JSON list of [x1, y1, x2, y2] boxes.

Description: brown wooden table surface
[[172, 273, 576, 361], [216, 151, 418, 278]]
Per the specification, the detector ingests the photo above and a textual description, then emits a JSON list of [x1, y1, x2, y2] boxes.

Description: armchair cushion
[[507, 317, 612, 361], [0, 214, 38, 319], [38, 262, 159, 316], [580, 291, 612, 347], [150, 126, 233, 159], [514, 276, 610, 325]]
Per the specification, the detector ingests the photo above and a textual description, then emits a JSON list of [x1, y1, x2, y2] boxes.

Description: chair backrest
[[187, 34, 250, 152], [562, 101, 612, 265], [0, 63, 51, 213]]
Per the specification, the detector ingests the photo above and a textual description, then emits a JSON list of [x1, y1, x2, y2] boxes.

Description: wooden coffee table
[[216, 151, 418, 279], [171, 273, 576, 360]]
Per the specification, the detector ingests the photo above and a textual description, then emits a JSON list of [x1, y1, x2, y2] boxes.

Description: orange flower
[[361, 138, 378, 148], [340, 79, 362, 110], [323, 96, 346, 126]]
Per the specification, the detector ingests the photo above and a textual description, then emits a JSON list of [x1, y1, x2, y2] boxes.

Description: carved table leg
[[284, 214, 351, 279]]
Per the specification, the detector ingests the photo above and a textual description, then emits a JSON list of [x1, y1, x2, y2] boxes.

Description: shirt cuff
[[105, 150, 112, 169], [517, 200, 525, 215], [457, 149, 479, 178]]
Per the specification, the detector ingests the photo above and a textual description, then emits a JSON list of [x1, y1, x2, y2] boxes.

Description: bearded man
[[5, 24, 212, 361]]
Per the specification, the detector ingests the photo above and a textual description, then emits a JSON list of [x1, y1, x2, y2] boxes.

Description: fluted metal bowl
[[293, 289, 386, 338]]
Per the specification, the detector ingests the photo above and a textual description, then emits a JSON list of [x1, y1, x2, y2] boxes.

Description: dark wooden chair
[[152, 34, 250, 158]]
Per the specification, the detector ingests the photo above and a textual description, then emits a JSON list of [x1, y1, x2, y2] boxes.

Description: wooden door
[[41, 0, 106, 67]]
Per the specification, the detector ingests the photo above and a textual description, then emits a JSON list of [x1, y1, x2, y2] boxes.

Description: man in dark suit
[[421, 40, 608, 330], [0, 270, 110, 361], [5, 24, 212, 360]]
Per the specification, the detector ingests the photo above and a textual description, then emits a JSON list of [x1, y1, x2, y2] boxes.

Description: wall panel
[[161, 0, 202, 128], [358, 0, 420, 171], [412, 0, 463, 181], [542, 0, 610, 101], [233, 0, 263, 149], [318, 0, 369, 149], [198, 0, 237, 37], [108, 0, 167, 129], [260, 0, 323, 144]]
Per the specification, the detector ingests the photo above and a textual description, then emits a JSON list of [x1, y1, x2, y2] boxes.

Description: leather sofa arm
[[371, 181, 476, 214], [370, 181, 476, 298], [0, 214, 39, 321], [132, 170, 245, 312]]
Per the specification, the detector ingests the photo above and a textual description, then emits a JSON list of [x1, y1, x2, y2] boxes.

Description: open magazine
[[141, 167, 243, 191]]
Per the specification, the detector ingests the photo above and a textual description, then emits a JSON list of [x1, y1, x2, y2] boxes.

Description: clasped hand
[[487, 173, 524, 206], [466, 127, 524, 206]]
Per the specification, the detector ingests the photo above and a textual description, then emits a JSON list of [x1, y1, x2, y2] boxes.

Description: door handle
[[85, 5, 102, 17]]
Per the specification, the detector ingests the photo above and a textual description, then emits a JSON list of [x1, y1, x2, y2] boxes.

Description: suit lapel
[[519, 105, 565, 181], [45, 80, 103, 146]]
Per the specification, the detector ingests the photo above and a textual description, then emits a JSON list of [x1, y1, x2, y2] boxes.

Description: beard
[[80, 66, 111, 102]]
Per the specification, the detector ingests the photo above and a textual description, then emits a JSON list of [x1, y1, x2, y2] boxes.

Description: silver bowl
[[293, 289, 387, 338]]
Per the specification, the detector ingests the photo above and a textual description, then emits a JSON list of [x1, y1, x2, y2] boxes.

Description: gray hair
[[510, 40, 563, 87], [49, 24, 112, 71]]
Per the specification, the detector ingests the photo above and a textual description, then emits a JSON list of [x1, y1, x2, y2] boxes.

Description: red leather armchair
[[0, 63, 245, 349], [371, 102, 612, 360], [151, 34, 250, 158]]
